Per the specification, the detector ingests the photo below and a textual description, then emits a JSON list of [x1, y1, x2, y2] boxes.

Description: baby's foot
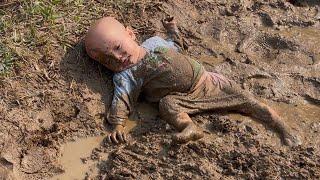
[[282, 132, 302, 147], [172, 123, 204, 144]]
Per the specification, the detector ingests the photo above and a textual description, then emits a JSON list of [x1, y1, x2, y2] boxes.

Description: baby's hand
[[106, 124, 127, 144], [162, 16, 179, 35]]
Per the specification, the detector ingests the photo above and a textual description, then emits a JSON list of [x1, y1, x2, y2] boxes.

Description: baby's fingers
[[106, 134, 112, 144], [162, 16, 173, 25], [122, 133, 127, 143], [116, 130, 125, 143], [163, 16, 174, 22], [110, 132, 119, 144], [117, 131, 128, 143]]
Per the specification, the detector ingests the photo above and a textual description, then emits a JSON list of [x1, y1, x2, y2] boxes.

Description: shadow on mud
[[288, 0, 320, 6], [59, 40, 114, 129]]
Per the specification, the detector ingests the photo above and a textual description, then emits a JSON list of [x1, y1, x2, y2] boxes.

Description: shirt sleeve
[[141, 36, 180, 53], [107, 69, 143, 126]]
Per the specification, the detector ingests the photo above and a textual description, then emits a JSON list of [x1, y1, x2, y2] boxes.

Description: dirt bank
[[0, 0, 319, 179]]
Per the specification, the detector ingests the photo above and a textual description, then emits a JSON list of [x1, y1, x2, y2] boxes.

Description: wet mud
[[1, 0, 320, 179], [51, 136, 105, 180]]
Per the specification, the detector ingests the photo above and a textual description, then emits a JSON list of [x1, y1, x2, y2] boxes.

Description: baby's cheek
[[126, 41, 137, 54]]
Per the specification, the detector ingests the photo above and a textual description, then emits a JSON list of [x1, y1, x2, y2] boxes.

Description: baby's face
[[85, 17, 142, 72], [101, 27, 140, 72]]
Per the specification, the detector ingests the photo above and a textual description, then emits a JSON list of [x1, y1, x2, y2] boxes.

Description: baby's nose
[[113, 53, 122, 61]]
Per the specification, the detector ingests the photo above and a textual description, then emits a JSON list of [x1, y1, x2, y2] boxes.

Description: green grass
[[23, 0, 59, 23], [0, 44, 16, 76], [0, 0, 160, 77]]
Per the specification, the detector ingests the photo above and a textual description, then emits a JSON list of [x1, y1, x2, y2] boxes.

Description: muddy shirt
[[108, 37, 204, 125]]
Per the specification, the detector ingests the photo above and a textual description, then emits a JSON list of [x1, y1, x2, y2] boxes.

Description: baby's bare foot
[[172, 123, 204, 144], [282, 132, 302, 147]]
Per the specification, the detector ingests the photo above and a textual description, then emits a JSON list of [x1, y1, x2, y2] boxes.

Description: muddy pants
[[158, 71, 259, 121]]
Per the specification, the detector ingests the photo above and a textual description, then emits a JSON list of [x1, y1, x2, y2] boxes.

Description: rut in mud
[[0, 0, 320, 179]]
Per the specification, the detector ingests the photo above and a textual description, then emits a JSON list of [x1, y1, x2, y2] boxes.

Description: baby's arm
[[140, 17, 185, 53], [162, 16, 185, 50], [107, 71, 143, 144]]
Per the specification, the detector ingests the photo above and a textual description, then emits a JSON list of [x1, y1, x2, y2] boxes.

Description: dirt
[[0, 0, 320, 179]]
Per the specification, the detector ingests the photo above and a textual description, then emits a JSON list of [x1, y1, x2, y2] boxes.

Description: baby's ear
[[125, 26, 136, 40]]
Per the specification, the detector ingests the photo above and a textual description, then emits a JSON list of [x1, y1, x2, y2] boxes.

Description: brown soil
[[1, 0, 320, 179]]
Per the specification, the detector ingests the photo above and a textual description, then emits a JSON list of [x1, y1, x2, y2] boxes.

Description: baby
[[84, 17, 301, 146]]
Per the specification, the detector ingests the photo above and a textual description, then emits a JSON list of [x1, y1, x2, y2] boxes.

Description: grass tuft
[[0, 44, 17, 76], [24, 0, 58, 23]]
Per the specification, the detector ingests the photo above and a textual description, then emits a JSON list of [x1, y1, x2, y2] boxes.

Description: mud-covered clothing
[[159, 71, 258, 121], [108, 37, 203, 126], [108, 36, 255, 127]]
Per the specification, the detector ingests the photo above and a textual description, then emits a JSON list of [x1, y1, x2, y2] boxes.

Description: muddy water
[[271, 102, 320, 147], [51, 103, 157, 180], [229, 101, 320, 126], [51, 98, 319, 180], [228, 101, 320, 146], [52, 101, 319, 179], [273, 102, 320, 125], [51, 122, 138, 180], [50, 136, 105, 180]]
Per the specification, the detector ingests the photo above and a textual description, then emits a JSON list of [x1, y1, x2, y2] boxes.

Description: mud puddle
[[52, 101, 319, 179], [51, 103, 157, 180], [50, 136, 105, 180], [51, 122, 138, 180], [228, 101, 320, 146], [228, 101, 320, 126], [272, 101, 320, 147]]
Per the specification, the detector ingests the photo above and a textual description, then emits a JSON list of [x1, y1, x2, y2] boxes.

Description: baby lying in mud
[[84, 17, 301, 147]]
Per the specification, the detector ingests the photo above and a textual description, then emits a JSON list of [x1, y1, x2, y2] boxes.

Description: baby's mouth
[[123, 56, 131, 65]]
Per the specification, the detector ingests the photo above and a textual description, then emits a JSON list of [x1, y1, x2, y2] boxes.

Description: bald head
[[84, 17, 145, 72], [85, 17, 127, 61]]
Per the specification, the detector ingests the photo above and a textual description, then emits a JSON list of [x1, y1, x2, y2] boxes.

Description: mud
[[1, 0, 320, 179], [51, 136, 105, 180], [85, 101, 320, 179], [50, 103, 151, 180]]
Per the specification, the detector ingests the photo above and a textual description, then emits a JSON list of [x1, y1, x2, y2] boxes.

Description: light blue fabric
[[112, 65, 143, 111], [141, 36, 178, 53]]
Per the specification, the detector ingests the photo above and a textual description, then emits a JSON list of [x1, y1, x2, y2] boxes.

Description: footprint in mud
[[238, 29, 320, 66], [238, 34, 299, 63], [258, 12, 274, 27]]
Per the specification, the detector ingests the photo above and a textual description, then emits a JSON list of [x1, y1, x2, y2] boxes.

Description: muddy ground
[[0, 0, 320, 179]]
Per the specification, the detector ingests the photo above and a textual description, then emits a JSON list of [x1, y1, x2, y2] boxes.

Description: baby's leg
[[159, 96, 204, 143], [240, 100, 301, 146], [203, 72, 301, 146]]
